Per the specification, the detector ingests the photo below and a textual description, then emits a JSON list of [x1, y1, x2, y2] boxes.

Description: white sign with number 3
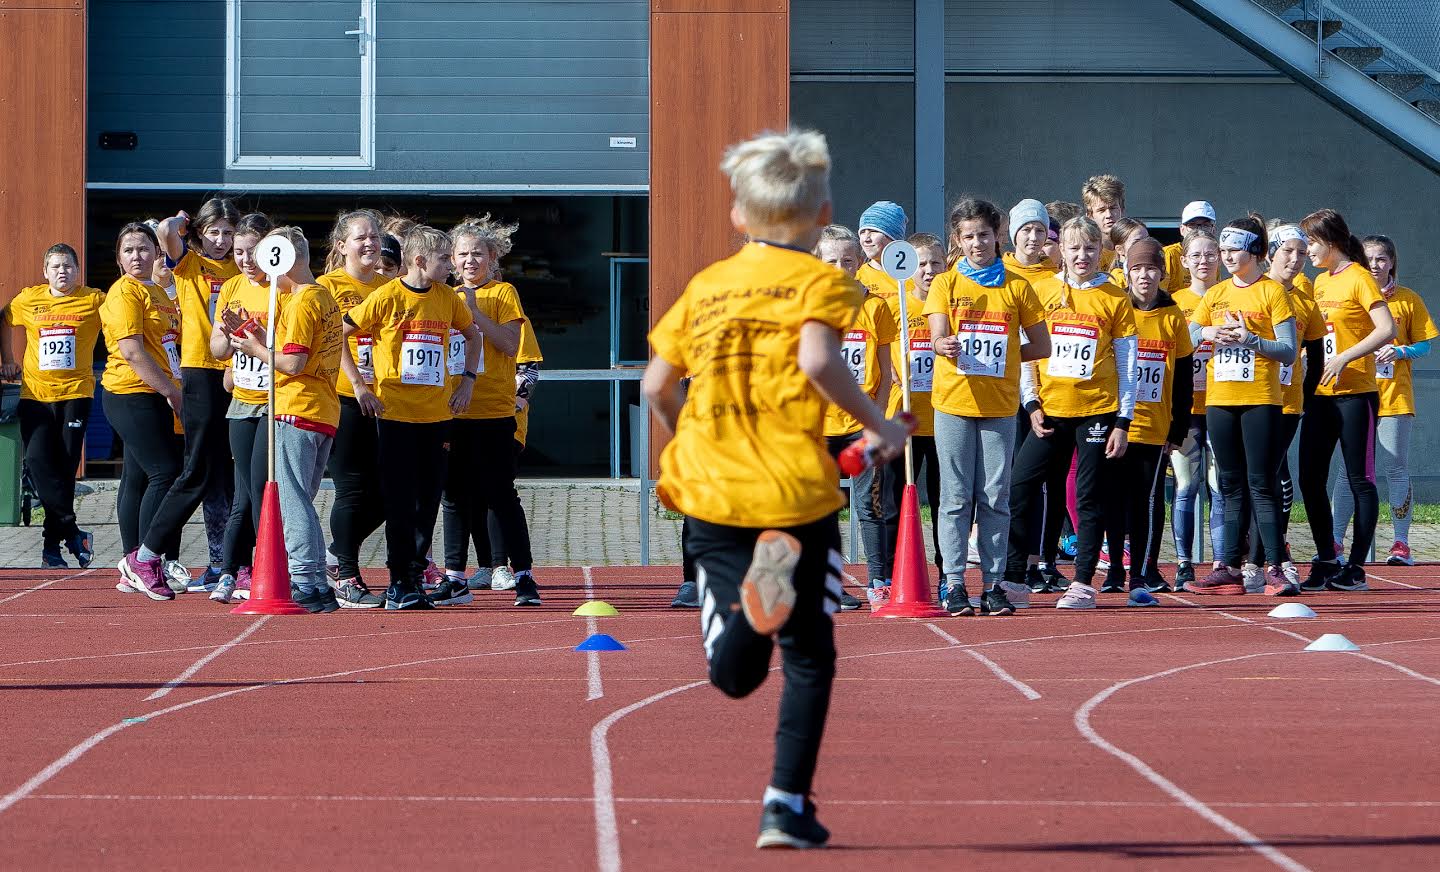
[[258, 237, 297, 278]]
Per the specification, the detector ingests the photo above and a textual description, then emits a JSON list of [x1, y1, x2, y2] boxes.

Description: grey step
[[1333, 46, 1384, 68], [1257, 0, 1302, 14], [1415, 100, 1440, 122], [1291, 19, 1344, 40], [1372, 73, 1427, 96]]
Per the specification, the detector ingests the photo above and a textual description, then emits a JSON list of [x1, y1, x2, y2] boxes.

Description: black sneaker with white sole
[[981, 585, 1015, 616], [839, 591, 862, 610], [384, 580, 434, 611], [336, 578, 384, 609], [514, 573, 542, 606], [1099, 570, 1127, 594], [293, 586, 340, 613], [1302, 559, 1341, 593], [1025, 566, 1048, 593], [429, 578, 475, 606], [1175, 562, 1195, 588], [1040, 565, 1069, 593], [756, 800, 830, 850], [945, 581, 974, 616], [670, 580, 699, 608], [1326, 563, 1369, 592]]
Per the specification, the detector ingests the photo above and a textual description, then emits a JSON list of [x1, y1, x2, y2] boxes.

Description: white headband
[[1269, 225, 1308, 252], [1219, 227, 1259, 252]]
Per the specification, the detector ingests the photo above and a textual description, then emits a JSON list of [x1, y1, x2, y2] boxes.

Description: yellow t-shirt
[[1100, 248, 1117, 272], [1190, 276, 1294, 408], [857, 261, 899, 307], [1376, 286, 1438, 416], [823, 292, 898, 437], [274, 283, 343, 430], [345, 279, 475, 424], [1163, 242, 1190, 294], [1108, 265, 1129, 289], [1313, 263, 1387, 397], [922, 268, 1046, 419], [316, 268, 388, 399], [173, 250, 238, 371], [99, 276, 181, 395], [885, 287, 936, 437], [1283, 289, 1327, 416], [1129, 301, 1194, 446], [1172, 287, 1209, 416], [1032, 275, 1137, 418], [450, 281, 526, 421], [514, 318, 544, 448], [649, 241, 863, 528], [5, 285, 105, 402], [1292, 271, 1314, 298], [216, 274, 287, 407], [1001, 252, 1057, 288]]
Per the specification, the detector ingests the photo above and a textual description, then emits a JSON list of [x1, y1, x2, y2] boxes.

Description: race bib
[[447, 329, 468, 377], [400, 332, 444, 386], [1192, 341, 1212, 392], [355, 336, 375, 384], [162, 331, 182, 379], [908, 338, 934, 392], [37, 326, 76, 371], [1136, 348, 1166, 403], [1323, 322, 1338, 365], [1048, 324, 1098, 380], [207, 277, 224, 323], [1213, 345, 1254, 382], [954, 321, 1009, 378], [1279, 362, 1294, 387], [841, 330, 867, 384], [1376, 347, 1395, 380], [232, 351, 270, 391]]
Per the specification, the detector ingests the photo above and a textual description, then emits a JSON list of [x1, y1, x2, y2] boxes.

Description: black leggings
[[687, 514, 840, 795], [464, 439, 529, 568], [143, 368, 232, 555], [1250, 413, 1301, 564], [1105, 441, 1167, 579], [18, 398, 90, 546], [104, 391, 181, 555], [328, 396, 384, 580], [442, 417, 533, 573], [222, 415, 267, 574], [1207, 404, 1286, 567], [1007, 413, 1114, 584], [378, 419, 449, 583], [885, 434, 943, 573], [1299, 392, 1378, 564]]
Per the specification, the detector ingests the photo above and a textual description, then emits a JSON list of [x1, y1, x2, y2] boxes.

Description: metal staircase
[[1170, 0, 1440, 173]]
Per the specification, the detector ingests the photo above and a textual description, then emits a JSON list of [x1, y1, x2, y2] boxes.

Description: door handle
[[344, 17, 368, 56]]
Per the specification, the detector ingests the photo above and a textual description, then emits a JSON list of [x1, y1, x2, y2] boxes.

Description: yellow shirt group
[[1001, 252, 1057, 288], [1171, 287, 1209, 417], [173, 250, 238, 371], [1313, 263, 1386, 397], [99, 275, 181, 395], [1129, 301, 1194, 446], [649, 242, 862, 528], [448, 281, 526, 421], [345, 279, 475, 424], [273, 283, 344, 430], [1283, 289, 1326, 416], [216, 274, 287, 406], [922, 267, 1046, 419], [1190, 276, 1294, 407], [823, 292, 897, 437], [1032, 275, 1137, 418], [316, 267, 388, 399], [1376, 286, 1439, 416], [885, 286, 936, 437], [4, 285, 106, 402], [856, 261, 899, 306]]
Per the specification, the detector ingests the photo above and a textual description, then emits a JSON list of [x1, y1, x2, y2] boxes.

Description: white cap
[[1181, 201, 1217, 225]]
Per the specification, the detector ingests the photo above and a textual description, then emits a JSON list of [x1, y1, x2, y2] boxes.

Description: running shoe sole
[[1264, 583, 1301, 597], [756, 831, 826, 850], [740, 531, 801, 636], [1184, 583, 1245, 596], [1386, 556, 1414, 566], [431, 589, 475, 607]]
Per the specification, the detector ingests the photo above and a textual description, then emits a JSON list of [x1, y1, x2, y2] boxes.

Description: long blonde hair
[[1057, 216, 1103, 306], [322, 209, 382, 274]]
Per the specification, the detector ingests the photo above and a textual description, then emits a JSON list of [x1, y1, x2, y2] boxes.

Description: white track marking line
[[582, 566, 603, 701], [0, 569, 94, 606], [1352, 653, 1440, 687], [591, 681, 707, 872], [925, 623, 1040, 700], [1364, 570, 1427, 590], [145, 617, 271, 701]]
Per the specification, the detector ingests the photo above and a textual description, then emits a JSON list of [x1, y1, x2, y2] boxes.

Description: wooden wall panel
[[0, 5, 86, 308]]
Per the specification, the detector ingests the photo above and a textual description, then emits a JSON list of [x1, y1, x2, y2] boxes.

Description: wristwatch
[[462, 370, 477, 380]]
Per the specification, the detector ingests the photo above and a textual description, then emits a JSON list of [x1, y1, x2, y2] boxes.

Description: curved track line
[[0, 569, 95, 606], [145, 617, 271, 701]]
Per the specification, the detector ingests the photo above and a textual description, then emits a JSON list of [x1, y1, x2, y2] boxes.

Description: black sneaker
[[336, 577, 384, 609], [981, 585, 1015, 616], [1025, 566, 1048, 593], [756, 799, 830, 850], [1302, 559, 1341, 593], [293, 586, 340, 614], [945, 580, 974, 616], [384, 580, 434, 611], [1175, 562, 1195, 588], [514, 572, 542, 606], [1100, 570, 1127, 594], [1136, 571, 1172, 593], [1326, 562, 1369, 592], [1041, 564, 1069, 593], [41, 544, 68, 569], [839, 591, 862, 611], [670, 580, 700, 608], [429, 577, 475, 606], [65, 530, 93, 569]]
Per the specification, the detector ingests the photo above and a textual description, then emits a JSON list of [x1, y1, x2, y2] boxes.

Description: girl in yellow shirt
[[1002, 198, 1058, 287], [1297, 209, 1396, 592], [1331, 235, 1437, 566], [2, 243, 103, 569]]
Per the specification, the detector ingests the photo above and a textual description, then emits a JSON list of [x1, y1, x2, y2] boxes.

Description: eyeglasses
[[1187, 252, 1219, 262]]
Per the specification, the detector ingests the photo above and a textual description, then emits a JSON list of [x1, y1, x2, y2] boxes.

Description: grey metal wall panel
[[791, 0, 915, 74]]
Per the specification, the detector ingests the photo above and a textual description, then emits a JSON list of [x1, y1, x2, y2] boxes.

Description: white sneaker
[[998, 580, 1031, 609], [491, 566, 518, 591], [1056, 581, 1097, 610], [1242, 563, 1264, 594], [468, 567, 493, 591], [1281, 561, 1300, 586], [210, 575, 238, 604], [161, 560, 191, 594]]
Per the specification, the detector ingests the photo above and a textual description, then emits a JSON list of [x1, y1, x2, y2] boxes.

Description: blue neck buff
[[957, 257, 1006, 288]]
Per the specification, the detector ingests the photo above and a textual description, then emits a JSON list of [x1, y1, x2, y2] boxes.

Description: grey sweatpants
[[935, 410, 1017, 587], [1333, 413, 1412, 543], [275, 421, 334, 595]]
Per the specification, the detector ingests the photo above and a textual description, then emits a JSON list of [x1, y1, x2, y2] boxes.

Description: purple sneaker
[[118, 550, 174, 601], [235, 566, 253, 600]]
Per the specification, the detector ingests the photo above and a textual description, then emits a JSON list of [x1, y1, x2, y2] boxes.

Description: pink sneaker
[[1188, 567, 1245, 596], [235, 566, 253, 600], [118, 550, 174, 601], [423, 560, 445, 591], [1387, 541, 1414, 566]]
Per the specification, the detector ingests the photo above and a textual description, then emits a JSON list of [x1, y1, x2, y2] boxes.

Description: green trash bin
[[0, 382, 22, 526]]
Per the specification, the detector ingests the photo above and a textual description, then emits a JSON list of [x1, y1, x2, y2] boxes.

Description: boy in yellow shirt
[[1082, 174, 1126, 272], [343, 226, 483, 610], [642, 129, 906, 849]]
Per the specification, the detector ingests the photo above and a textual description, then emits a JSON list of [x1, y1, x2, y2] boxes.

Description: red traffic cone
[[871, 483, 946, 618], [232, 481, 307, 615]]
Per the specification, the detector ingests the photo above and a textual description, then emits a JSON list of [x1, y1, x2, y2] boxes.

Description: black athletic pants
[[142, 368, 232, 555], [1014, 410, 1071, 565], [18, 398, 90, 547], [221, 415, 267, 574], [1299, 392, 1379, 564], [687, 514, 841, 795], [1104, 441, 1166, 580], [1250, 413, 1301, 564], [465, 439, 530, 567], [378, 419, 449, 583], [441, 416, 533, 573], [104, 391, 181, 555], [328, 396, 385, 580], [1007, 413, 1114, 584], [885, 434, 943, 573], [1207, 404, 1286, 567]]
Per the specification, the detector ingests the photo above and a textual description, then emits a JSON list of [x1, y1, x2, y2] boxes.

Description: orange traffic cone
[[231, 481, 307, 615], [871, 483, 946, 618]]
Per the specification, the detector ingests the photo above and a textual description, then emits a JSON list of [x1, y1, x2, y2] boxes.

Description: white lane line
[[0, 569, 95, 606], [925, 623, 1041, 700], [1075, 651, 1313, 872], [1364, 570, 1427, 590], [145, 617, 271, 701], [1353, 653, 1440, 688], [591, 681, 708, 872], [1161, 594, 1311, 642], [582, 566, 603, 701]]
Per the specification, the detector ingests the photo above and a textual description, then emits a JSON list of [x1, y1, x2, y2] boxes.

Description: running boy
[[642, 129, 907, 849]]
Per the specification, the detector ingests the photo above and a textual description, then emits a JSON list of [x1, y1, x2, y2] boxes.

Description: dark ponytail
[[1302, 208, 1370, 270], [1225, 214, 1268, 258], [1362, 234, 1397, 284]]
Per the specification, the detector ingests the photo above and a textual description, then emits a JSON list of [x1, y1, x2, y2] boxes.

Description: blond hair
[[451, 213, 519, 261], [1058, 216, 1103, 305], [720, 129, 830, 228], [401, 225, 451, 266], [323, 209, 382, 273], [1081, 174, 1126, 210], [907, 232, 944, 256], [813, 224, 861, 258], [383, 214, 418, 239], [264, 225, 310, 264]]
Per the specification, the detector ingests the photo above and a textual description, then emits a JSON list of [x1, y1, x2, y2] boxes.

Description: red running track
[[1, 564, 1438, 871]]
